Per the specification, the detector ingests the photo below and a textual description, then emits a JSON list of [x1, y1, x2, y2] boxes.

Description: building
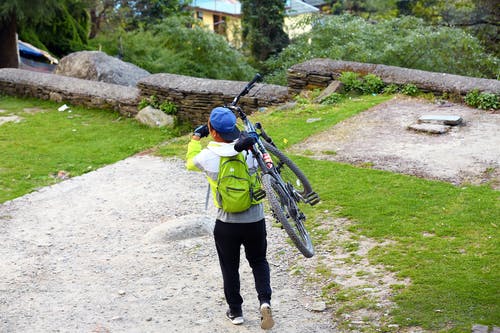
[[190, 0, 319, 47]]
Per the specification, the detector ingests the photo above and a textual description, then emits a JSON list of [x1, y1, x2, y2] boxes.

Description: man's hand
[[235, 131, 256, 152], [193, 124, 209, 138]]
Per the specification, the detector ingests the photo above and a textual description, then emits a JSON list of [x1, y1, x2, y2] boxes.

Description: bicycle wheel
[[262, 173, 314, 258], [262, 140, 313, 197]]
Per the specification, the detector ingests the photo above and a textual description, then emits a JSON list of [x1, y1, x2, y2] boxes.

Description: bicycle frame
[[224, 74, 316, 258], [225, 74, 304, 209]]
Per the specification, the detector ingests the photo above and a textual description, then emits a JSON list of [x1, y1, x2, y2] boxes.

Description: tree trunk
[[0, 14, 19, 69]]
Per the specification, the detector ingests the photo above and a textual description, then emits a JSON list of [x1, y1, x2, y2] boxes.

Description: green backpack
[[216, 153, 262, 213]]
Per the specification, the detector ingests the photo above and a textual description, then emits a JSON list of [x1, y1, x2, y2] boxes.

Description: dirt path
[[0, 156, 335, 332], [2, 97, 497, 332], [292, 97, 500, 189]]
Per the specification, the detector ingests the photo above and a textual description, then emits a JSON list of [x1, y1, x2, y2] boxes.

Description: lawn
[[158, 93, 499, 331], [0, 95, 174, 203], [2, 93, 498, 332]]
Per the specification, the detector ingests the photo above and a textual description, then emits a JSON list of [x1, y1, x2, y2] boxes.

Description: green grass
[[2, 93, 499, 331], [299, 157, 499, 331], [156, 94, 498, 331], [0, 95, 174, 203]]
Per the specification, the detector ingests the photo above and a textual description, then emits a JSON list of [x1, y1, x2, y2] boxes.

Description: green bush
[[465, 90, 500, 110], [464, 90, 481, 108], [338, 72, 386, 95], [90, 16, 255, 81], [320, 93, 344, 105], [401, 84, 419, 96], [264, 14, 499, 85], [138, 95, 177, 115], [339, 72, 363, 93], [362, 74, 385, 94], [383, 84, 400, 94], [159, 101, 178, 115]]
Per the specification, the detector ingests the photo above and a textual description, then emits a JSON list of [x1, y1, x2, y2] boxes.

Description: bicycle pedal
[[253, 189, 266, 201], [305, 192, 320, 206]]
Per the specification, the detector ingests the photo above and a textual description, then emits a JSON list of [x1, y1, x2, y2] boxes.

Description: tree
[[240, 0, 289, 62], [19, 0, 90, 57], [0, 0, 58, 68], [396, 0, 499, 55], [87, 0, 189, 36]]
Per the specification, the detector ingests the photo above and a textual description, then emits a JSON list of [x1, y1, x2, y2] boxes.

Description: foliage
[[320, 93, 344, 105], [0, 0, 60, 67], [362, 73, 385, 94], [401, 84, 419, 96], [323, 0, 499, 56], [18, 0, 90, 57], [263, 14, 499, 85], [89, 16, 255, 81], [339, 72, 363, 93], [91, 0, 190, 33], [383, 83, 400, 94], [0, 95, 175, 203], [338, 72, 386, 95], [0, 0, 58, 22], [139, 95, 178, 115], [465, 90, 500, 110], [240, 0, 289, 62]]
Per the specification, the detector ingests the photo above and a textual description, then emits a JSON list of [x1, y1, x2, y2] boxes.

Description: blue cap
[[209, 107, 240, 142]]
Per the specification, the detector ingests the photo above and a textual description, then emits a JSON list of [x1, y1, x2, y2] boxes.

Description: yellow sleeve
[[186, 139, 202, 171]]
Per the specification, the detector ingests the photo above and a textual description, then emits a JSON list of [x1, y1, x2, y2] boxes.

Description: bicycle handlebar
[[230, 73, 262, 107]]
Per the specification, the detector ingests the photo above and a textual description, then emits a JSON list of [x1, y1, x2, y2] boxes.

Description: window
[[213, 15, 227, 36]]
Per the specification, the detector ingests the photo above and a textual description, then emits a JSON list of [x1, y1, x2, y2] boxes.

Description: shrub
[[401, 84, 419, 96], [264, 14, 499, 85], [465, 90, 500, 110], [321, 93, 344, 105], [339, 72, 363, 93], [159, 101, 178, 115], [464, 90, 481, 108], [138, 95, 177, 115], [90, 16, 255, 81], [362, 74, 385, 94], [338, 72, 385, 95], [383, 84, 400, 94]]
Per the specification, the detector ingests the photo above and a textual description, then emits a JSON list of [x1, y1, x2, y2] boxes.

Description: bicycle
[[226, 74, 320, 258]]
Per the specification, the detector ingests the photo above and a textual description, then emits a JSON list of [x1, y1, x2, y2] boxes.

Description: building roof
[[302, 0, 328, 7], [191, 0, 240, 15], [286, 0, 319, 16], [191, 0, 318, 16]]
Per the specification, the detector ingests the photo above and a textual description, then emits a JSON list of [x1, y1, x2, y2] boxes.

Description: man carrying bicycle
[[186, 106, 275, 330]]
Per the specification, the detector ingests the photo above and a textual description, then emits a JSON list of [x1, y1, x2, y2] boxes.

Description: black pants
[[213, 219, 272, 313]]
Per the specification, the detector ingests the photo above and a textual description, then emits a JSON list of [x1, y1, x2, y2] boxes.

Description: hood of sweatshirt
[[206, 141, 238, 157]]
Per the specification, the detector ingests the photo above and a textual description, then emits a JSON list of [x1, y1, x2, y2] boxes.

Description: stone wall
[[0, 69, 289, 124], [0, 68, 139, 116], [288, 58, 500, 96], [137, 73, 289, 125], [2, 60, 498, 123]]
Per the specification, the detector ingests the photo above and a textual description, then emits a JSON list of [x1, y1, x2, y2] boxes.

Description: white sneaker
[[226, 309, 244, 325], [260, 303, 274, 330]]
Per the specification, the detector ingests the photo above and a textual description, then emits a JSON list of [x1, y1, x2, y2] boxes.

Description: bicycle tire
[[261, 173, 314, 258], [262, 140, 313, 197]]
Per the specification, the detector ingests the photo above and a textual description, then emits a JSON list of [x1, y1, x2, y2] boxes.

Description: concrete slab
[[418, 114, 463, 125], [0, 115, 23, 125], [408, 123, 451, 134], [472, 324, 489, 333]]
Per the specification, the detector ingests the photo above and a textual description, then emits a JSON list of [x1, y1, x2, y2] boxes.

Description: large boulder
[[55, 51, 150, 87]]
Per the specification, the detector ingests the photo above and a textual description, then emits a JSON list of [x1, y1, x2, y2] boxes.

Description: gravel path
[[0, 156, 334, 332]]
